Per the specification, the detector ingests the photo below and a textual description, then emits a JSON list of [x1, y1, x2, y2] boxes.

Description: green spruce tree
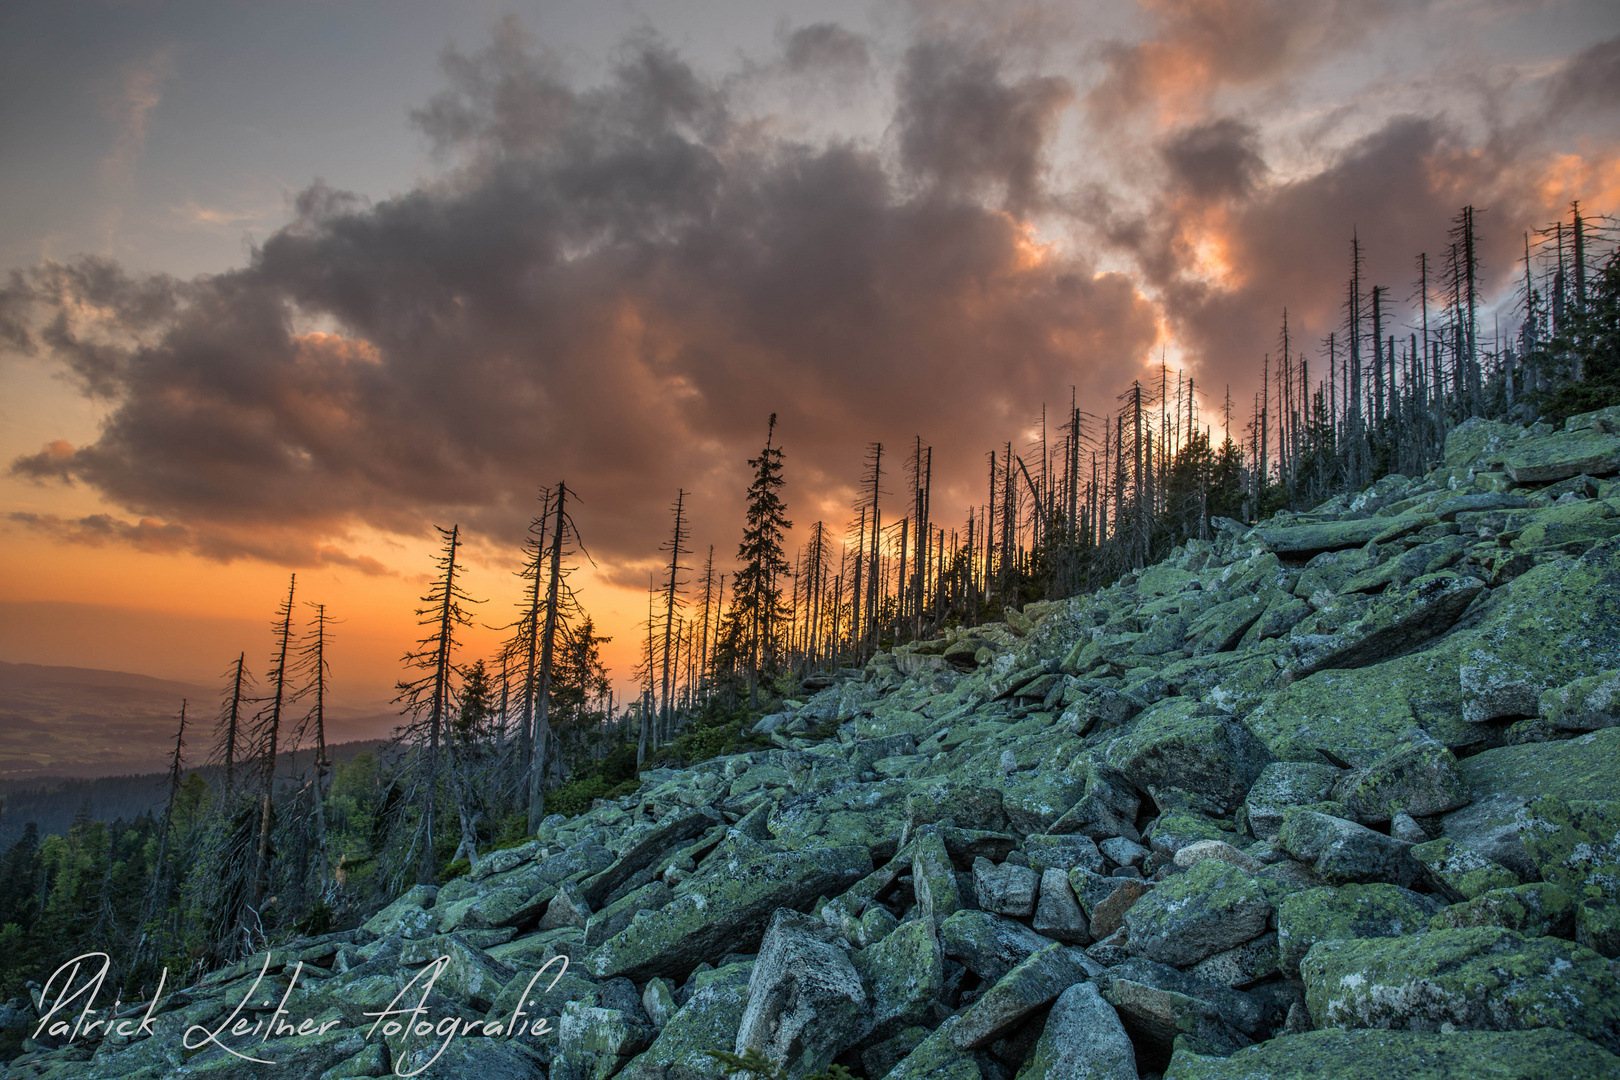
[[731, 414, 792, 704]]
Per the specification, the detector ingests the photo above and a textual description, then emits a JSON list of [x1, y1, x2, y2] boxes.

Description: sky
[[2, 0, 1618, 723]]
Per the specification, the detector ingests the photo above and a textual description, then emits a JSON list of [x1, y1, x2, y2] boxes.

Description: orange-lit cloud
[[3, 7, 1619, 710]]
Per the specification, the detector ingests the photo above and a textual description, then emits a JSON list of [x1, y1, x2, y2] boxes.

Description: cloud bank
[[4, 7, 1617, 582]]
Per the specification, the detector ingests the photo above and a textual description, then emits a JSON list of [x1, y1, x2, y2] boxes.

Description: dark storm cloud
[[781, 23, 872, 75], [1160, 118, 1266, 200], [6, 24, 1156, 578], [895, 39, 1073, 213], [1544, 34, 1620, 122]]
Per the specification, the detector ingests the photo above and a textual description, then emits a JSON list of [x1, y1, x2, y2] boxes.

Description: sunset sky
[[2, 0, 1618, 724]]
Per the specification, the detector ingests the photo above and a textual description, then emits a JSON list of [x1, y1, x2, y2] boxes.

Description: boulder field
[[15, 408, 1620, 1078]]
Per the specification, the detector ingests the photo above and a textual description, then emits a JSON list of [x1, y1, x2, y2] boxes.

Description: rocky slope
[[12, 407, 1620, 1079]]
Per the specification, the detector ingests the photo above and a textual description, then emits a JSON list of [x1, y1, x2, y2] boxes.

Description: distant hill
[[0, 738, 394, 849], [0, 660, 401, 781]]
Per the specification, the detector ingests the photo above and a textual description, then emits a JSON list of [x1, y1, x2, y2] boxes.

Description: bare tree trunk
[[251, 574, 296, 904], [529, 484, 567, 833], [659, 491, 688, 747]]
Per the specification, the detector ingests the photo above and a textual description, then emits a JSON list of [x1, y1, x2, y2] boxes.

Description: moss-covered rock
[[554, 1003, 653, 1080], [950, 942, 1094, 1050], [1301, 927, 1620, 1052], [938, 908, 1055, 983], [1410, 837, 1520, 901], [1243, 666, 1433, 767], [1540, 670, 1620, 730], [360, 885, 438, 939], [1517, 796, 1620, 900], [733, 909, 868, 1078], [1243, 762, 1340, 840], [1292, 572, 1486, 676], [1015, 981, 1137, 1080], [1445, 418, 1526, 469], [1441, 729, 1620, 877], [1124, 859, 1271, 968], [1103, 699, 1273, 815], [1163, 1027, 1620, 1080], [881, 1015, 982, 1080], [1275, 883, 1436, 977], [591, 845, 870, 982], [851, 917, 942, 1042], [616, 961, 753, 1080], [1431, 882, 1574, 937], [1277, 809, 1419, 887], [767, 779, 914, 862], [1247, 518, 1398, 556], [1146, 808, 1234, 855], [1503, 427, 1620, 483], [1577, 897, 1620, 957], [1334, 738, 1469, 822]]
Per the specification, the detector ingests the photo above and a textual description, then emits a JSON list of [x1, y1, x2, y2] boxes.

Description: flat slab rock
[[1163, 1027, 1620, 1080], [1300, 926, 1620, 1054]]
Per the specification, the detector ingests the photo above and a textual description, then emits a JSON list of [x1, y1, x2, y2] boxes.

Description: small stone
[[973, 856, 1039, 917], [1100, 836, 1150, 868], [1390, 811, 1430, 844], [1032, 867, 1090, 944], [1082, 876, 1153, 941], [1187, 932, 1280, 989], [1025, 833, 1107, 875], [1173, 840, 1263, 874]]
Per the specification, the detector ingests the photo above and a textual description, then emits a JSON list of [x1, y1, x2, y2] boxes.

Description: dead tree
[[249, 574, 295, 905], [139, 698, 188, 959], [294, 603, 335, 897], [696, 545, 716, 699], [214, 652, 253, 799], [396, 527, 479, 884], [658, 491, 690, 746], [511, 488, 552, 792], [529, 482, 587, 832]]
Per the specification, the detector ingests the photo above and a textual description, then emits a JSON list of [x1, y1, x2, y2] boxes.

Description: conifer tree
[[731, 414, 792, 701]]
